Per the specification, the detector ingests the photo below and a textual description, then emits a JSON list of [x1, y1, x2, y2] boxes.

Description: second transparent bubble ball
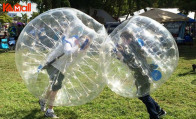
[[103, 16, 179, 98]]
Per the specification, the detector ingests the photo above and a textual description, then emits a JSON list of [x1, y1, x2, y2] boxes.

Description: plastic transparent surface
[[103, 16, 179, 98], [15, 8, 107, 106]]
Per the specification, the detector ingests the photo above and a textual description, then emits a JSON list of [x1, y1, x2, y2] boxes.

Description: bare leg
[[44, 90, 59, 118], [42, 65, 63, 118], [48, 90, 58, 106]]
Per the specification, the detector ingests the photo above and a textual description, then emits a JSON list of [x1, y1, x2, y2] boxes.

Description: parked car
[[104, 22, 121, 34]]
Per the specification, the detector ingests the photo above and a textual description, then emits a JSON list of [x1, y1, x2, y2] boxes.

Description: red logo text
[[3, 3, 31, 12]]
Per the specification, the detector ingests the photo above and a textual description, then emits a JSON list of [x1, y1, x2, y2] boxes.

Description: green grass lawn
[[0, 45, 196, 119]]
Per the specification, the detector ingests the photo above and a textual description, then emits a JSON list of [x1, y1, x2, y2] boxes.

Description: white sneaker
[[45, 110, 59, 118]]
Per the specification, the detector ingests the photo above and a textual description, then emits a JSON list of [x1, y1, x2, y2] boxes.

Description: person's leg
[[47, 90, 58, 106], [136, 77, 166, 118], [149, 96, 161, 113], [43, 86, 59, 118], [48, 69, 64, 106], [39, 65, 56, 112], [45, 103, 58, 118], [134, 70, 150, 96], [135, 77, 160, 118], [138, 95, 159, 119], [45, 67, 64, 118], [44, 88, 59, 118]]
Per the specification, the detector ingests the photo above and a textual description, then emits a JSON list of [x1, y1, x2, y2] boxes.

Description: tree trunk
[[126, 0, 134, 20], [117, 0, 122, 20], [194, 11, 196, 38]]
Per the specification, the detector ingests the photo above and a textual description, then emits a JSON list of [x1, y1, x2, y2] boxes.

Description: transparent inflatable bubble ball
[[15, 8, 108, 106], [103, 16, 179, 98]]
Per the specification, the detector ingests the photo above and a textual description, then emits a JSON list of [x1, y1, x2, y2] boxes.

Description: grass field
[[0, 45, 196, 119]]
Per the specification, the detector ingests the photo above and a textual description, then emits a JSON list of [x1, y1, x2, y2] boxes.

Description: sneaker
[[158, 109, 166, 118], [39, 99, 46, 112], [45, 110, 59, 118]]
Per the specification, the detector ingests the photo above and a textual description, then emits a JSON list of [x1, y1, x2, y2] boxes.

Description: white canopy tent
[[140, 8, 189, 22]]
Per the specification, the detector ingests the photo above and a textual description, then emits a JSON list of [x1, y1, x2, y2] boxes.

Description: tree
[[125, 0, 152, 20], [0, 13, 13, 23], [1, 0, 20, 6], [157, 0, 178, 8], [178, 0, 196, 14], [177, 0, 196, 37], [102, 0, 129, 19], [69, 0, 104, 14], [13, 15, 22, 21], [10, 0, 195, 23], [21, 13, 28, 23], [30, 12, 39, 21], [30, 0, 70, 13]]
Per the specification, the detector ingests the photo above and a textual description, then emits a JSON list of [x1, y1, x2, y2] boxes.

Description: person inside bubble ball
[[115, 31, 166, 119], [38, 35, 91, 118]]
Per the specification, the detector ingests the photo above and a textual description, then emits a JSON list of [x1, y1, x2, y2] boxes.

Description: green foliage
[[125, 0, 152, 17], [30, 0, 70, 13], [149, 0, 195, 13], [0, 13, 13, 23], [157, 0, 179, 8], [13, 16, 22, 22], [69, 0, 152, 19], [178, 0, 196, 14], [21, 13, 28, 23], [1, 0, 21, 6], [0, 45, 196, 118], [29, 12, 39, 21], [70, 0, 103, 9], [3, 0, 196, 19]]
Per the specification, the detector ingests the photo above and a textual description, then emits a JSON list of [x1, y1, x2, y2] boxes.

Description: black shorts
[[46, 65, 65, 91]]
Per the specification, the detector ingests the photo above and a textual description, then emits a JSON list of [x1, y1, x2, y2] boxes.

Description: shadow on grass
[[178, 45, 196, 60], [0, 49, 9, 54], [0, 49, 15, 54], [56, 109, 79, 119], [191, 79, 196, 85], [178, 70, 196, 76], [21, 109, 43, 119], [0, 109, 42, 119], [1, 108, 78, 119]]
